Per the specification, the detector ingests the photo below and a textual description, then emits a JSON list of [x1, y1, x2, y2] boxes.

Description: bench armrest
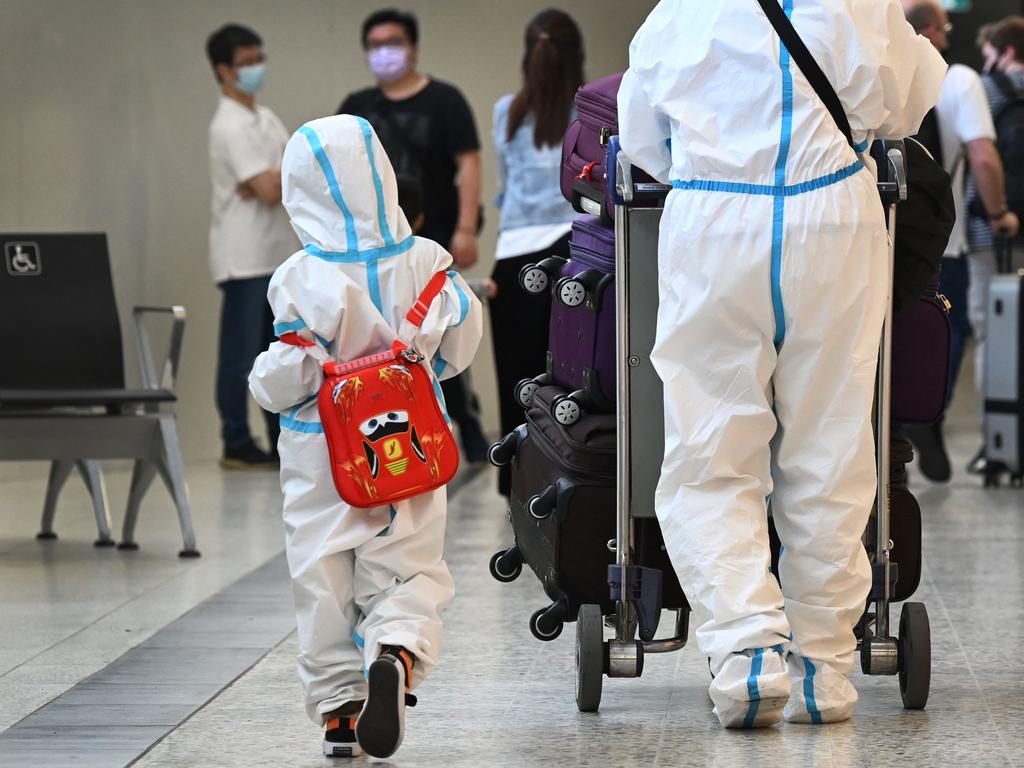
[[133, 305, 186, 391]]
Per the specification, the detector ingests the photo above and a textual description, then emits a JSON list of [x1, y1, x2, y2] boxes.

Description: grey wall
[[0, 0, 656, 462]]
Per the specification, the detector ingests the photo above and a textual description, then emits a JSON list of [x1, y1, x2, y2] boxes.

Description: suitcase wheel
[[528, 484, 559, 520], [489, 547, 523, 583], [555, 276, 587, 308], [519, 264, 550, 295], [552, 395, 582, 426], [530, 603, 566, 642], [515, 378, 540, 409], [488, 429, 521, 467], [898, 602, 931, 710], [575, 604, 605, 712], [1012, 473, 1024, 489]]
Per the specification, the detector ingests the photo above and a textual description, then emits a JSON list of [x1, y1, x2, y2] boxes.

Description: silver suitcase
[[984, 266, 1024, 485]]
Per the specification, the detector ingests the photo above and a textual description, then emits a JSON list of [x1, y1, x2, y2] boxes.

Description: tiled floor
[[2, 370, 1023, 767]]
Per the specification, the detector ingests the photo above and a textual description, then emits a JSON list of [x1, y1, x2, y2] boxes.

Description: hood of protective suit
[[282, 114, 413, 254]]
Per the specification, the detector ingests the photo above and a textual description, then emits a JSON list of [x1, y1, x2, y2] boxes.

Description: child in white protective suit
[[249, 115, 482, 758], [619, 0, 945, 729]]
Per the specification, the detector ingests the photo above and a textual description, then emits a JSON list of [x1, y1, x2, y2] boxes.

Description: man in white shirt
[[206, 24, 297, 468], [901, 1, 1019, 481]]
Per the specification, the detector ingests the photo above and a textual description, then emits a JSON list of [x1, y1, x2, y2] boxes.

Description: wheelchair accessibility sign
[[5, 242, 41, 276]]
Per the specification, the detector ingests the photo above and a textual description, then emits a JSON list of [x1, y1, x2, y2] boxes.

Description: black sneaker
[[356, 648, 416, 758], [323, 710, 363, 758], [902, 421, 951, 483], [966, 446, 988, 476], [220, 441, 278, 470]]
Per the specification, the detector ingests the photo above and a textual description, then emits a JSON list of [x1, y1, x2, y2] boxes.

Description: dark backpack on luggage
[[969, 71, 1024, 221], [757, 0, 954, 310]]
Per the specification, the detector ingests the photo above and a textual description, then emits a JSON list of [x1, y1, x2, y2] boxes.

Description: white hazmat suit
[[619, 0, 945, 726], [249, 115, 482, 723]]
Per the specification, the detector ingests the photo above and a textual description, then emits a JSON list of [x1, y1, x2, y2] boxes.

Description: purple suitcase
[[891, 280, 951, 425], [561, 72, 653, 224], [514, 216, 616, 425]]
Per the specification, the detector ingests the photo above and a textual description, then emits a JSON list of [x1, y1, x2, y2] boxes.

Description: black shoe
[[220, 441, 277, 470], [323, 705, 364, 758], [356, 648, 416, 758], [902, 422, 951, 483], [966, 446, 988, 476]]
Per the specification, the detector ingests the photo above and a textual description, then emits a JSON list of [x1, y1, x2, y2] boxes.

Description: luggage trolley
[[572, 139, 931, 712]]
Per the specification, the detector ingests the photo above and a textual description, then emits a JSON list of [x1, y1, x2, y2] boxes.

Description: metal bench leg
[[155, 413, 199, 558], [39, 460, 73, 540], [119, 459, 156, 551], [75, 460, 114, 547]]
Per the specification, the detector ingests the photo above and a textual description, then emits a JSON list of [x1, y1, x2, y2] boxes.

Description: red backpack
[[282, 272, 458, 508]]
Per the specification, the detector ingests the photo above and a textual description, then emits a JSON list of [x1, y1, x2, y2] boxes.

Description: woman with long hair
[[490, 9, 584, 496]]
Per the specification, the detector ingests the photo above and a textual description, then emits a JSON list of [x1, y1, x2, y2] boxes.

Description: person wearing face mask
[[206, 23, 297, 468], [338, 9, 490, 463]]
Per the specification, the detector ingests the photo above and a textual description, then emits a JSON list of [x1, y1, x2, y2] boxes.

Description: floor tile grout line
[[124, 628, 299, 768], [0, 545, 279, 685], [0, 466, 477, 684], [921, 557, 1016, 768]]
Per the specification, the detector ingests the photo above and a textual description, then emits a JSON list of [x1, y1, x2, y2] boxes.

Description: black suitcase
[[488, 385, 686, 642]]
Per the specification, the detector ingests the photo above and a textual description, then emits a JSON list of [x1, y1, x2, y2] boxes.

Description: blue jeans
[[216, 276, 280, 451], [939, 255, 971, 400]]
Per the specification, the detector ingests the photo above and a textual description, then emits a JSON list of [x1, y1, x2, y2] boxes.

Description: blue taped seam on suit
[[273, 318, 331, 347], [303, 237, 414, 263], [298, 125, 358, 252], [431, 377, 451, 424], [771, 0, 795, 349], [853, 138, 869, 153], [273, 318, 307, 335], [280, 413, 324, 433], [367, 259, 384, 314], [432, 353, 449, 379], [803, 656, 823, 724], [376, 504, 398, 537], [446, 270, 470, 326], [743, 648, 766, 727], [670, 161, 863, 197], [352, 630, 365, 649], [355, 116, 395, 248]]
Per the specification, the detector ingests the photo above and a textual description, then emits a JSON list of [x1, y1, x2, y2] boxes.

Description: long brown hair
[[506, 9, 585, 148]]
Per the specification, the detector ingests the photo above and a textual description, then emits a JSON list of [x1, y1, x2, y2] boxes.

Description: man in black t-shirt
[[338, 9, 488, 462], [338, 9, 481, 266]]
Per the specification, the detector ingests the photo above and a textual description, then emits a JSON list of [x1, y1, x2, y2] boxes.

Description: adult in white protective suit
[[249, 114, 481, 758], [619, 0, 945, 728]]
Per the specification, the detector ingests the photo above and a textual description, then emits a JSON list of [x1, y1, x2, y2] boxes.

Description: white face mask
[[368, 46, 409, 83], [235, 63, 266, 94]]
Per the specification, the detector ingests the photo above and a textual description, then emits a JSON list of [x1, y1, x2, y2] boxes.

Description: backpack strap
[[406, 271, 448, 328], [756, 0, 855, 149]]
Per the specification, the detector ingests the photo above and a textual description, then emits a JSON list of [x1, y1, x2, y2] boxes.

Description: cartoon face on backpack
[[357, 408, 430, 480], [324, 358, 450, 505]]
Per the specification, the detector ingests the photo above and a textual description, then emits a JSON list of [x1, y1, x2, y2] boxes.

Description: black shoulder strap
[[756, 0, 854, 149]]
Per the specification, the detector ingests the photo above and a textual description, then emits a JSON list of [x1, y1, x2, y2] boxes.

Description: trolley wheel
[[1012, 473, 1024, 489], [530, 607, 564, 642], [488, 430, 519, 468], [489, 548, 522, 583], [575, 604, 605, 712], [898, 602, 931, 710], [528, 485, 557, 520], [556, 277, 587, 308], [519, 264, 550, 295], [515, 378, 540, 409], [552, 395, 581, 426]]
